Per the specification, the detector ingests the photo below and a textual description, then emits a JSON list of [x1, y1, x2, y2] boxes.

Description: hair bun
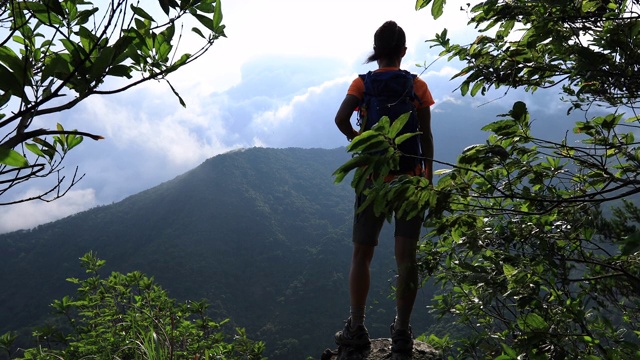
[[366, 21, 406, 63]]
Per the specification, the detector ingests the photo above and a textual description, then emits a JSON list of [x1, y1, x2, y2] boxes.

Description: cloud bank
[[0, 0, 580, 233]]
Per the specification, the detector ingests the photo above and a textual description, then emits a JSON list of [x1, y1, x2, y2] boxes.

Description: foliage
[[424, 102, 640, 359], [333, 113, 433, 222], [335, 0, 640, 358], [420, 0, 640, 111], [0, 0, 225, 205], [1, 251, 265, 359]]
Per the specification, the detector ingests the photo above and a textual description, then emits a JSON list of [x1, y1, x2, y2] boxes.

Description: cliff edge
[[320, 338, 442, 360]]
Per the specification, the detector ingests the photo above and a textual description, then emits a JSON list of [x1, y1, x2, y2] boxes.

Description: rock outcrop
[[320, 338, 442, 360]]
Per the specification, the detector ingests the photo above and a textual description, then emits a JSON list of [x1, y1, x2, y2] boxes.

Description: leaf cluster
[[421, 105, 640, 359], [398, 3, 640, 356], [0, 0, 225, 204], [460, 100, 639, 357], [1, 251, 265, 359], [419, 0, 640, 111], [333, 113, 433, 221]]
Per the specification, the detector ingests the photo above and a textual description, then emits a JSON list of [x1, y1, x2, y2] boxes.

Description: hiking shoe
[[335, 318, 371, 347], [390, 322, 413, 354]]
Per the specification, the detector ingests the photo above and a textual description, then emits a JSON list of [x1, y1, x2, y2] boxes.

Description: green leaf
[[460, 81, 469, 96], [0, 148, 28, 167], [494, 356, 514, 360], [601, 113, 622, 131], [395, 132, 420, 145], [0, 331, 18, 351], [111, 34, 136, 64], [193, 13, 214, 32], [500, 20, 515, 36], [159, 0, 171, 15], [166, 80, 186, 107], [161, 23, 176, 43], [415, 0, 431, 11], [0, 46, 25, 76], [359, 138, 392, 154], [621, 231, 640, 256], [517, 313, 548, 331], [481, 119, 516, 133], [0, 64, 25, 99], [582, 1, 600, 12], [43, 53, 71, 81], [501, 343, 517, 358], [76, 8, 99, 25], [503, 263, 516, 277], [213, 0, 223, 31], [470, 80, 483, 96], [0, 89, 11, 108], [106, 64, 132, 78], [461, 143, 483, 154], [25, 143, 44, 157], [431, 0, 445, 19], [43, 0, 66, 18], [22, 1, 63, 25], [131, 5, 155, 22], [192, 27, 206, 39], [60, 38, 86, 60], [371, 116, 391, 132], [583, 356, 601, 360], [582, 335, 593, 343], [67, 134, 84, 150], [333, 155, 374, 183], [90, 47, 115, 78], [347, 131, 383, 152], [389, 112, 410, 138]]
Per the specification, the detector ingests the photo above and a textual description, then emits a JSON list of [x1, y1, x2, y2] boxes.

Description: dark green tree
[[0, 0, 225, 205], [335, 0, 640, 358], [1, 252, 265, 359]]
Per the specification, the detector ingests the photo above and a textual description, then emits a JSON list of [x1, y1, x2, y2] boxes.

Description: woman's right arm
[[335, 94, 360, 141]]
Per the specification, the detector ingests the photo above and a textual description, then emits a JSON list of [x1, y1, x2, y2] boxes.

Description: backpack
[[357, 70, 422, 174]]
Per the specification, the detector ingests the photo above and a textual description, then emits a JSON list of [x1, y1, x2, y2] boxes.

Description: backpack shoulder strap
[[358, 71, 373, 83], [404, 71, 422, 106], [358, 72, 375, 103]]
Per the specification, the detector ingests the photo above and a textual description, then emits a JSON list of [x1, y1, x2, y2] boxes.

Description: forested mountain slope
[[0, 147, 437, 359]]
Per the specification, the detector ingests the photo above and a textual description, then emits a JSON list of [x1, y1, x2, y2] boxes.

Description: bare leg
[[394, 235, 418, 330], [350, 243, 375, 307], [349, 243, 375, 327]]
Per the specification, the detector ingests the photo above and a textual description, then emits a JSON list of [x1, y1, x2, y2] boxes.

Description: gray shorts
[[352, 192, 424, 246]]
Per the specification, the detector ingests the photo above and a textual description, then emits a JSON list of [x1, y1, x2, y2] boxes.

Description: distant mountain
[[0, 147, 437, 359]]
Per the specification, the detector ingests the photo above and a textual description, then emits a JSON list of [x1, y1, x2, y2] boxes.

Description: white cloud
[[0, 188, 97, 234], [437, 95, 464, 107], [250, 75, 353, 132], [0, 0, 497, 232], [81, 93, 231, 167], [425, 66, 460, 79], [170, 0, 476, 93]]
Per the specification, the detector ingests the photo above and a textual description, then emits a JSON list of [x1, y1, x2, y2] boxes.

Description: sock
[[349, 306, 366, 329]]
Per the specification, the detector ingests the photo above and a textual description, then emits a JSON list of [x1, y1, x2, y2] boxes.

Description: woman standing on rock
[[333, 20, 435, 355]]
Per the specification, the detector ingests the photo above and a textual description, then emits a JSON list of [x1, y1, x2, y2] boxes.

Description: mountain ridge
[[1, 147, 436, 359]]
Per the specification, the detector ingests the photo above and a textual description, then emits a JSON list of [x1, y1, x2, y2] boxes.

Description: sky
[[0, 0, 576, 233]]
